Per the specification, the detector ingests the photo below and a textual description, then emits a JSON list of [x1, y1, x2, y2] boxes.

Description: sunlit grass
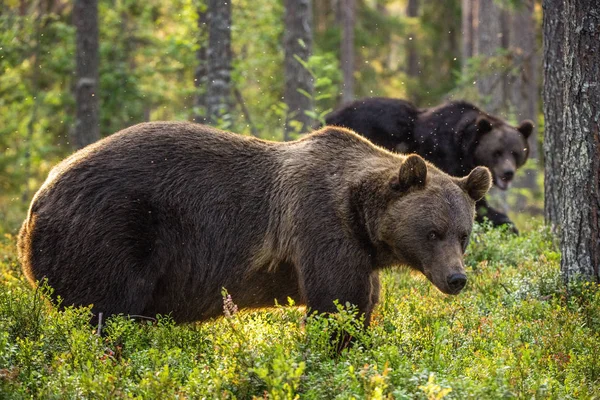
[[1, 221, 599, 398]]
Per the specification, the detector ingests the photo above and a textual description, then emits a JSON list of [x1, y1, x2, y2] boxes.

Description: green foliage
[[1, 225, 599, 398]]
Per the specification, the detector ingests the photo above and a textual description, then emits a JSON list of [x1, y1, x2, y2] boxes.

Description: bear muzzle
[[447, 273, 467, 294]]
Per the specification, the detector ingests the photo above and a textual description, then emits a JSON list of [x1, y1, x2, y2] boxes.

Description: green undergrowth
[[1, 221, 599, 399]]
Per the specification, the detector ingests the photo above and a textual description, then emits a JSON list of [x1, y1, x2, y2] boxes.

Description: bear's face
[[473, 118, 533, 190], [380, 155, 491, 294]]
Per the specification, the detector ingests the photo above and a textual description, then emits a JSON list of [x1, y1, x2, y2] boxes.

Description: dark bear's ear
[[476, 117, 493, 134], [517, 120, 534, 139], [457, 166, 492, 201], [391, 154, 427, 192]]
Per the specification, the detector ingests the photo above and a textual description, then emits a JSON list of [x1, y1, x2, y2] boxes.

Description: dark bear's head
[[472, 117, 533, 190], [380, 155, 492, 295]]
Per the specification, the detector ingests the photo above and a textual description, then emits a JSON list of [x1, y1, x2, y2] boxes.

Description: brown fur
[[18, 122, 491, 325]]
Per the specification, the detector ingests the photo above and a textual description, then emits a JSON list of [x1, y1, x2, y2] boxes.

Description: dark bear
[[18, 122, 491, 325], [325, 97, 533, 232]]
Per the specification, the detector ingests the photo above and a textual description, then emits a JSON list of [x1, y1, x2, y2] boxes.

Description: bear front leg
[[301, 267, 375, 326], [475, 197, 519, 234], [301, 266, 375, 353]]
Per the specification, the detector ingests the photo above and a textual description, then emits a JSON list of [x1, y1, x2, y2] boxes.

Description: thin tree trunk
[[507, 0, 539, 205], [206, 0, 232, 125], [233, 86, 259, 137], [406, 0, 419, 78], [474, 0, 506, 115], [543, 0, 600, 283], [508, 1, 537, 154], [73, 0, 100, 150], [340, 0, 355, 104], [194, 5, 209, 124], [283, 0, 314, 140], [22, 5, 42, 203], [461, 0, 475, 71]]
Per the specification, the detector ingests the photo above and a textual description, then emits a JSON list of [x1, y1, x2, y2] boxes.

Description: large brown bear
[[18, 122, 491, 325], [325, 98, 533, 232]]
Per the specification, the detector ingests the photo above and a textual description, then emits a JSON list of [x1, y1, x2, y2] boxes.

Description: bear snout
[[447, 273, 467, 294], [502, 170, 514, 182]]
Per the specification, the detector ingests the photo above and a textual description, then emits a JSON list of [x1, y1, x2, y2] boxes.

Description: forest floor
[[1, 220, 599, 399]]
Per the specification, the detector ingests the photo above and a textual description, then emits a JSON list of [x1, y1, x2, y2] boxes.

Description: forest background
[[0, 0, 543, 236], [2, 1, 600, 397]]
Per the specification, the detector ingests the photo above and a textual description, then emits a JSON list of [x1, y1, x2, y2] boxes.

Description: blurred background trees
[[0, 0, 544, 234]]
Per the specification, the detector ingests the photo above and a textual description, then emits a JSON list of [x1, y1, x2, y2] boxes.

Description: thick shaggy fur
[[18, 122, 490, 324], [325, 98, 533, 230]]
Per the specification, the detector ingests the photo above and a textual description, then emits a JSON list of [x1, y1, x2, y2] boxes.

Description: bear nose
[[502, 170, 514, 181], [447, 273, 467, 292]]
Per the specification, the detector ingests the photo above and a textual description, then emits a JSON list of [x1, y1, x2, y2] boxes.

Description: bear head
[[472, 117, 534, 190], [379, 155, 492, 295]]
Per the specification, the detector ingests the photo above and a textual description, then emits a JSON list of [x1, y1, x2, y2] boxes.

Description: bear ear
[[391, 154, 427, 192], [476, 117, 493, 135], [457, 166, 492, 201], [517, 120, 534, 139]]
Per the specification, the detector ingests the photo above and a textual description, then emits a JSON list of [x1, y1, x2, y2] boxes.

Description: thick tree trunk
[[206, 0, 232, 125], [406, 0, 419, 78], [340, 0, 355, 104], [543, 0, 600, 283], [73, 0, 100, 149], [194, 6, 209, 124], [283, 0, 314, 140]]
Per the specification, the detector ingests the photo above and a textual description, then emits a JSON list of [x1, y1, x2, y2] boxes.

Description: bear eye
[[428, 231, 439, 241], [493, 150, 502, 158]]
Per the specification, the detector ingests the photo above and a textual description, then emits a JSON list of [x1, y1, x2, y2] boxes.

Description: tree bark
[[543, 0, 600, 283], [73, 0, 100, 150], [406, 0, 419, 78], [543, 0, 565, 226], [206, 0, 232, 125], [283, 0, 314, 140], [194, 5, 209, 124], [340, 0, 355, 104]]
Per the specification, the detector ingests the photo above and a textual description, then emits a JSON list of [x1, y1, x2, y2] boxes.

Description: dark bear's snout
[[447, 273, 467, 293], [502, 170, 514, 181]]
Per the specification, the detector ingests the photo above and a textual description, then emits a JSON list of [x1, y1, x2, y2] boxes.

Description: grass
[[1, 220, 599, 399]]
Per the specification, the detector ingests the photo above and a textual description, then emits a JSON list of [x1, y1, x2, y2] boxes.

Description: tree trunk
[[474, 0, 507, 115], [283, 0, 314, 140], [194, 5, 209, 124], [73, 0, 100, 150], [461, 0, 475, 71], [340, 0, 355, 104], [406, 0, 419, 78], [543, 0, 600, 283], [507, 0, 539, 204], [206, 0, 232, 125], [542, 0, 565, 226], [507, 1, 537, 140]]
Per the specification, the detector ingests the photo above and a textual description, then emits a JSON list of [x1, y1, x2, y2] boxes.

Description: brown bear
[[18, 122, 491, 325], [324, 98, 533, 232]]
